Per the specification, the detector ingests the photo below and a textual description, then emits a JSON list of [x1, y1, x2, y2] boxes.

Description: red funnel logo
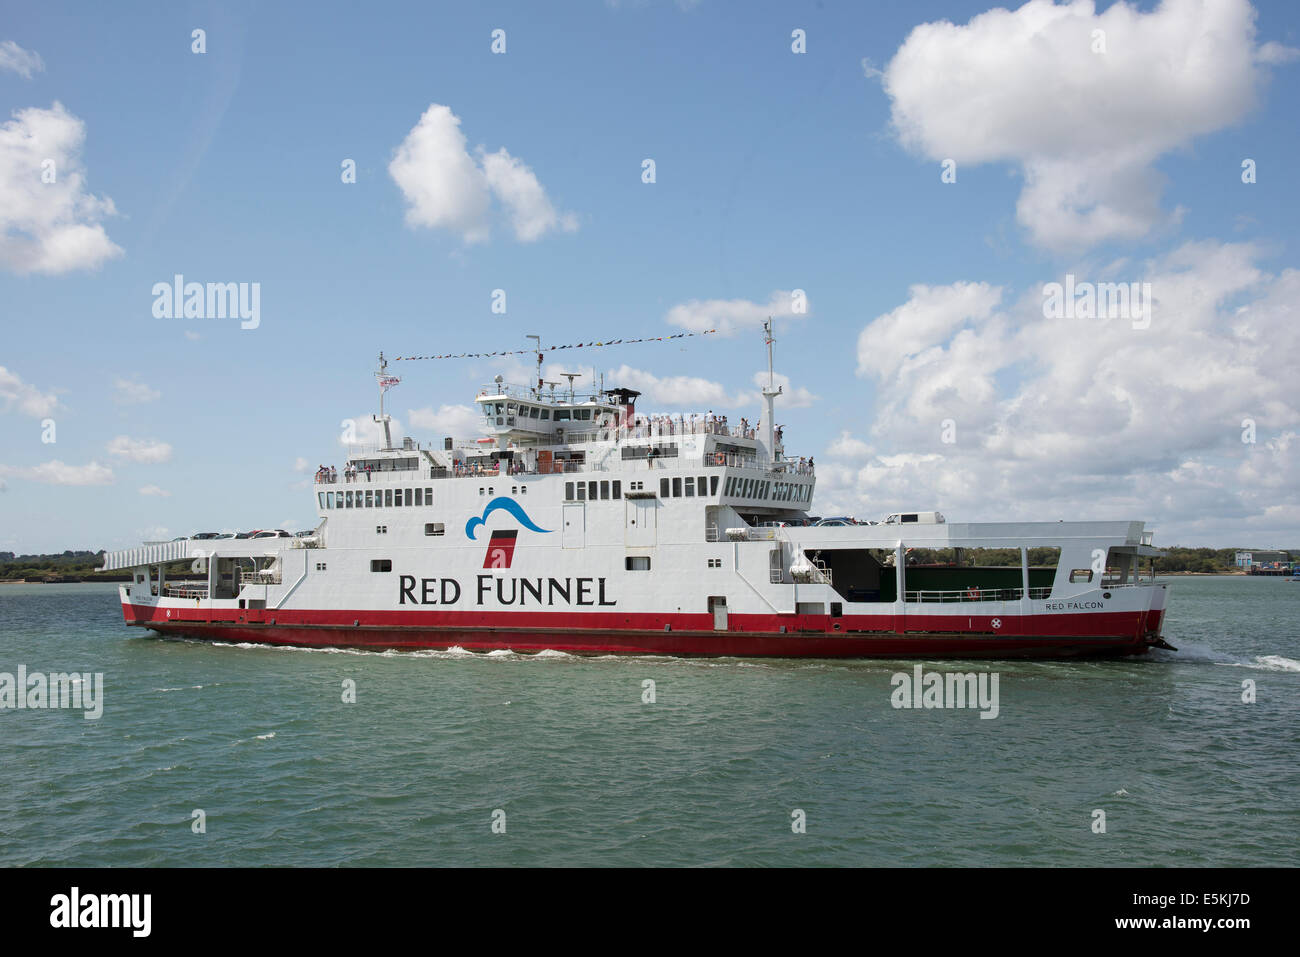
[[484, 530, 518, 569]]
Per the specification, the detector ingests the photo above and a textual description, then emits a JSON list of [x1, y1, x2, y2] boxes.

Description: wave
[[1218, 654, 1300, 673]]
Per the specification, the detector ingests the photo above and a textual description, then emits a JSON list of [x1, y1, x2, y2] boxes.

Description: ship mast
[[374, 351, 395, 450], [761, 318, 783, 461], [527, 335, 542, 397]]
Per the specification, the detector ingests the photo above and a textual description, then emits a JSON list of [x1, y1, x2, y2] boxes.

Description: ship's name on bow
[[399, 575, 616, 607]]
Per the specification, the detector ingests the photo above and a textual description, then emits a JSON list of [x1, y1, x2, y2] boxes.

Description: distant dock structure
[[1235, 549, 1298, 576]]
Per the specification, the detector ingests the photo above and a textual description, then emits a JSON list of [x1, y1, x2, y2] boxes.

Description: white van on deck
[[883, 511, 946, 525]]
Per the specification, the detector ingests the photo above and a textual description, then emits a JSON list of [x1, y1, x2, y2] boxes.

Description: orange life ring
[[713, 452, 726, 466], [967, 586, 981, 600]]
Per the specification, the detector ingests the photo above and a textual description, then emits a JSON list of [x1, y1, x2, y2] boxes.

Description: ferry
[[103, 326, 1173, 658]]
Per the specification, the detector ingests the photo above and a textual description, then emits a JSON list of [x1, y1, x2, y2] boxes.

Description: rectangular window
[[588, 480, 597, 500], [530, 406, 540, 418], [699, 476, 707, 495], [556, 410, 570, 421], [612, 481, 621, 499], [345, 491, 353, 508], [405, 489, 413, 506], [672, 477, 682, 497], [541, 408, 550, 420], [576, 482, 586, 501], [385, 489, 393, 507], [316, 562, 327, 571], [365, 490, 373, 507], [684, 477, 695, 497], [318, 492, 326, 508], [707, 558, 722, 568], [1069, 569, 1093, 583], [425, 487, 432, 502], [565, 481, 575, 500], [625, 556, 651, 571], [326, 492, 334, 508], [710, 476, 719, 495], [425, 523, 445, 536], [660, 478, 670, 497], [600, 481, 609, 500], [370, 559, 392, 573]]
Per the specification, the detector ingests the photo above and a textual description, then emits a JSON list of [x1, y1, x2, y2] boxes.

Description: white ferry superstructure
[[103, 331, 1173, 659]]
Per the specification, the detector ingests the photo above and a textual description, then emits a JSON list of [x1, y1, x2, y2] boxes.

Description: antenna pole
[[760, 318, 782, 462], [375, 351, 394, 450], [527, 335, 542, 396]]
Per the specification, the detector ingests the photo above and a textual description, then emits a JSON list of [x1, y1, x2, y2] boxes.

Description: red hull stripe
[[123, 604, 1150, 636], [124, 605, 1159, 658]]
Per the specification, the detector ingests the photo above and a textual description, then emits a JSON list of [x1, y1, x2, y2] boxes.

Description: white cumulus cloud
[[408, 404, 482, 438], [112, 377, 161, 404], [666, 291, 809, 336], [0, 101, 122, 273], [0, 366, 60, 417], [107, 435, 173, 464], [0, 41, 43, 79], [389, 104, 576, 244], [830, 240, 1300, 541], [0, 460, 113, 485], [881, 0, 1289, 251], [606, 364, 751, 410], [138, 484, 171, 497]]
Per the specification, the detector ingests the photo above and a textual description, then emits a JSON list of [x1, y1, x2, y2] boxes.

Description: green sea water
[[0, 577, 1296, 867]]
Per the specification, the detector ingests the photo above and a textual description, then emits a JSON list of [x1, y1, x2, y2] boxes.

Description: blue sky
[[2, 0, 1299, 552]]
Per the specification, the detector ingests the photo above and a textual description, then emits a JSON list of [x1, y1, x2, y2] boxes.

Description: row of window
[[620, 444, 679, 460], [565, 480, 623, 501], [660, 475, 720, 498], [320, 488, 433, 510], [478, 486, 529, 496], [484, 402, 603, 422]]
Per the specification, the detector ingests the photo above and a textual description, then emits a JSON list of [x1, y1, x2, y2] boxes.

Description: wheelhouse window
[[660, 478, 670, 497]]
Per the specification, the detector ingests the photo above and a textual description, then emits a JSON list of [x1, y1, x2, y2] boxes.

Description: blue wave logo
[[465, 497, 552, 540]]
